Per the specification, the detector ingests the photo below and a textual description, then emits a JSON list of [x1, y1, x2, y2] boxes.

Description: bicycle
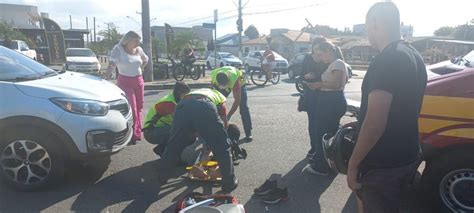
[[169, 57, 200, 81], [250, 62, 280, 86]]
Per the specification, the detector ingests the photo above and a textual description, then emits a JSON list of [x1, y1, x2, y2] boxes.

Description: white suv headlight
[[50, 98, 109, 116]]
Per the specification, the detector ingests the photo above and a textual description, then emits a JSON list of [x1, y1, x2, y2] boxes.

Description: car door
[[208, 52, 215, 67], [250, 52, 261, 69]]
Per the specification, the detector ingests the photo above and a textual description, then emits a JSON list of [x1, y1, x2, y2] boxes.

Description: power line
[[244, 2, 326, 16], [172, 1, 326, 27], [173, 9, 237, 26]]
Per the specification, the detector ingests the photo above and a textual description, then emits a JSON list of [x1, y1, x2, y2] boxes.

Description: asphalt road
[[0, 74, 364, 213]]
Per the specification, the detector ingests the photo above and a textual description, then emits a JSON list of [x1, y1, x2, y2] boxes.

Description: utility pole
[[214, 9, 218, 68], [86, 17, 89, 44], [69, 15, 72, 29], [93, 17, 96, 42], [142, 0, 153, 82], [107, 22, 110, 41], [237, 0, 243, 59]]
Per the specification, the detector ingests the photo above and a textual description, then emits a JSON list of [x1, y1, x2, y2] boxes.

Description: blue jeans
[[309, 91, 347, 167], [304, 88, 319, 154], [240, 85, 252, 137], [143, 125, 171, 145], [160, 98, 236, 193]]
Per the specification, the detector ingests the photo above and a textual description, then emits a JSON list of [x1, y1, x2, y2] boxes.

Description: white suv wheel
[[1, 140, 52, 185]]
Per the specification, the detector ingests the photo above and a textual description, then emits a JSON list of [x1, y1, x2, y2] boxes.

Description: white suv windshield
[[0, 46, 57, 81], [66, 49, 95, 57], [221, 53, 234, 59], [0, 40, 18, 50]]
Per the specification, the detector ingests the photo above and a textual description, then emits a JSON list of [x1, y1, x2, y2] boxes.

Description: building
[[242, 29, 314, 59], [352, 23, 414, 38], [151, 25, 213, 43], [215, 33, 249, 57], [0, 3, 41, 29], [339, 37, 378, 64], [1, 4, 89, 48], [410, 38, 474, 64], [352, 24, 366, 36]]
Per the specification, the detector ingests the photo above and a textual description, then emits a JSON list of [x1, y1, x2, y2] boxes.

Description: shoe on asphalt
[[244, 135, 253, 142], [222, 178, 239, 194], [261, 187, 289, 204], [254, 179, 277, 196], [301, 164, 330, 176]]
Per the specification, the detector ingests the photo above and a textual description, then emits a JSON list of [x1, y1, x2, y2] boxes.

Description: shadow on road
[[244, 159, 343, 213], [144, 90, 163, 97], [281, 78, 296, 84], [0, 144, 211, 212], [0, 158, 110, 212]]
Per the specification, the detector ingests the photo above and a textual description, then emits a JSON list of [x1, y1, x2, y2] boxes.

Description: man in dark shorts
[[347, 2, 427, 212]]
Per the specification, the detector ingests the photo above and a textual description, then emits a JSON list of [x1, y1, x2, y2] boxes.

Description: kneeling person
[[160, 88, 238, 193], [143, 82, 190, 156]]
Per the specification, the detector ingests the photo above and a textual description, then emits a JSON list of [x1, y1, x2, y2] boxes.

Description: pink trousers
[[117, 74, 144, 141]]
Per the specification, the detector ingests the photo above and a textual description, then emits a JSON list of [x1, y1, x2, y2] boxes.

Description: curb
[[144, 82, 211, 90]]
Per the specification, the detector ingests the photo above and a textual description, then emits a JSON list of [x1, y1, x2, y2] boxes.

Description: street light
[[126, 16, 157, 27], [126, 16, 141, 26]]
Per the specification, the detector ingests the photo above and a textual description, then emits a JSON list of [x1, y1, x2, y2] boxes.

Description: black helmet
[[322, 125, 358, 174]]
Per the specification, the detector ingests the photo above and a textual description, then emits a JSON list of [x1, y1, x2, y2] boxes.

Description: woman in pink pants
[[108, 31, 149, 145]]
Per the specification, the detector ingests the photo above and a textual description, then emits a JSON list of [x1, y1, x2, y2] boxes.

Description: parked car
[[65, 48, 101, 72], [0, 39, 37, 60], [287, 52, 308, 79], [322, 66, 474, 212], [0, 46, 132, 191], [243, 50, 288, 73], [206, 52, 242, 69]]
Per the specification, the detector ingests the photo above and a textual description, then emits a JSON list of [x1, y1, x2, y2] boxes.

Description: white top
[[321, 59, 348, 91], [109, 45, 148, 77]]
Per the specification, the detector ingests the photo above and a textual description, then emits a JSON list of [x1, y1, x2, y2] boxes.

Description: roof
[[282, 30, 311, 43], [243, 36, 268, 45], [340, 38, 371, 50]]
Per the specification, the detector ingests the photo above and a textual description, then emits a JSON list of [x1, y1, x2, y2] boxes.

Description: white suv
[[0, 46, 132, 190], [243, 50, 288, 73], [66, 48, 101, 72]]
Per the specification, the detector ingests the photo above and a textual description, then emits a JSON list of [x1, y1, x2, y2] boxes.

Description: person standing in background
[[108, 31, 149, 145]]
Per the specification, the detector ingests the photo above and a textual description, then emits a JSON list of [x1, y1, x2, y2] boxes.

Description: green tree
[[244, 25, 260, 39], [98, 23, 122, 44], [434, 26, 456, 36], [0, 21, 35, 48], [170, 31, 193, 57], [87, 23, 122, 55], [452, 24, 474, 41]]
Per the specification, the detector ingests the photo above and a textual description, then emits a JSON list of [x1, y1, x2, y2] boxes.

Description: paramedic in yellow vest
[[211, 66, 253, 142], [143, 82, 190, 156], [159, 88, 238, 194]]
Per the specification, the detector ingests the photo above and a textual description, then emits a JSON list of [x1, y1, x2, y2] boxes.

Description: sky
[[3, 0, 474, 38]]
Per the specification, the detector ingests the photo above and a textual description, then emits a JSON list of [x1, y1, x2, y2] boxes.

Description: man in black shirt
[[347, 2, 427, 212]]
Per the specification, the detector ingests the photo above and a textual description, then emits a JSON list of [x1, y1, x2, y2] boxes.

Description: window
[[20, 42, 29, 50], [283, 47, 289, 53], [0, 47, 56, 81]]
